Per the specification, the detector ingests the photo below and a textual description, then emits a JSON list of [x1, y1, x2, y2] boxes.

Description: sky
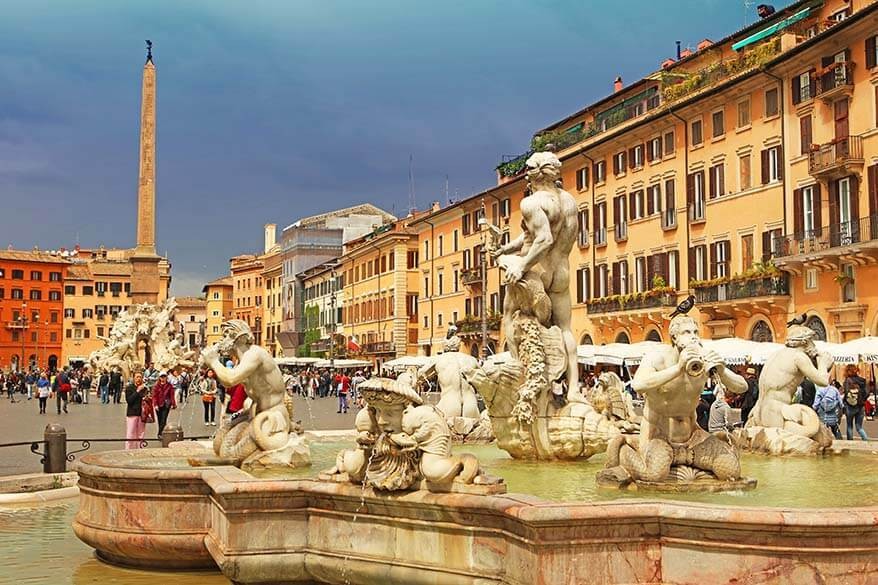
[[0, 0, 794, 296]]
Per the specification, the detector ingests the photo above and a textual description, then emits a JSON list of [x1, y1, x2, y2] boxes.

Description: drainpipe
[[669, 108, 689, 293], [367, 241, 384, 366], [423, 219, 436, 354], [763, 69, 788, 243]]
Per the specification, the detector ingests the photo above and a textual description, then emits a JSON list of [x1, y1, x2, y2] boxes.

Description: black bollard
[[161, 423, 184, 447], [44, 423, 67, 473]]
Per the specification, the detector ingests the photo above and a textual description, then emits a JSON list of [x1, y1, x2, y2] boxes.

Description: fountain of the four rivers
[[41, 153, 878, 583]]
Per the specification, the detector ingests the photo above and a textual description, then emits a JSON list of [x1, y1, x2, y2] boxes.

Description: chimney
[[431, 201, 441, 212], [661, 58, 676, 69], [264, 223, 277, 253], [676, 41, 682, 60], [697, 39, 713, 51], [613, 76, 623, 93]]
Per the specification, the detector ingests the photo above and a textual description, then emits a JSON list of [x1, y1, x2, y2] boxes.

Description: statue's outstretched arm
[[718, 368, 748, 394], [211, 352, 260, 387], [632, 354, 681, 396], [795, 352, 831, 387]]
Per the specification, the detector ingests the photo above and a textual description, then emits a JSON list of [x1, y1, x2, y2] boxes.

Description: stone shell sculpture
[[320, 374, 504, 494]]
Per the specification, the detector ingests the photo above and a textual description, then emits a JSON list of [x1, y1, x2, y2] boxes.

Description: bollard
[[161, 423, 184, 447], [44, 423, 67, 473]]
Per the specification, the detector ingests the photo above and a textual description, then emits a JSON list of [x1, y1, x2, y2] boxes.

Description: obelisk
[[129, 40, 162, 305]]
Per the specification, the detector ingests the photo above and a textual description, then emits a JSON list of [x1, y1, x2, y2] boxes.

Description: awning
[[731, 5, 816, 52], [276, 331, 299, 352]]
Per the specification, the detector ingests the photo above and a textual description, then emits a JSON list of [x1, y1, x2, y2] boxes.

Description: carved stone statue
[[464, 152, 623, 460], [321, 374, 503, 493], [199, 319, 310, 470], [598, 315, 755, 491], [588, 372, 640, 433], [418, 335, 494, 443], [733, 325, 835, 455]]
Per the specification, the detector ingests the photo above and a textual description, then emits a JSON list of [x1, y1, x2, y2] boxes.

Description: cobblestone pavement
[[0, 390, 359, 476]]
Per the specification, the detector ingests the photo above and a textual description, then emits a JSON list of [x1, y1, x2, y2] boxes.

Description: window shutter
[[813, 183, 823, 236], [593, 161, 601, 181], [629, 193, 636, 219], [594, 269, 601, 298], [646, 140, 654, 163], [613, 154, 619, 175], [628, 147, 636, 170], [869, 164, 878, 219], [867, 37, 877, 69], [793, 187, 804, 237], [800, 116, 812, 155], [665, 179, 675, 211], [671, 250, 680, 289], [686, 173, 695, 207], [761, 149, 769, 184], [656, 138, 663, 159], [723, 241, 732, 272], [647, 187, 655, 215], [709, 167, 716, 199], [792, 75, 802, 104], [777, 146, 784, 181], [829, 179, 840, 228], [576, 269, 584, 303], [584, 268, 591, 301], [718, 164, 725, 196], [709, 243, 717, 280], [662, 252, 670, 286], [688, 247, 696, 283], [621, 151, 627, 171], [761, 231, 771, 262], [809, 68, 817, 98], [850, 175, 860, 221]]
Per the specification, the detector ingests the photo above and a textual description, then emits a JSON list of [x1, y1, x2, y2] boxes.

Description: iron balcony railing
[[587, 290, 677, 314], [363, 341, 394, 355], [693, 274, 790, 304], [808, 135, 863, 176], [662, 208, 677, 230], [460, 267, 482, 286], [775, 215, 878, 257], [594, 227, 607, 246], [688, 200, 706, 223], [817, 61, 853, 96], [614, 223, 628, 242]]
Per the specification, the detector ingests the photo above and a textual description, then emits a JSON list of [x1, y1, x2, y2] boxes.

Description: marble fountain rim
[[73, 448, 878, 530]]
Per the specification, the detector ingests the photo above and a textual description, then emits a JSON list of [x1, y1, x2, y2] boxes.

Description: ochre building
[[203, 276, 234, 346]]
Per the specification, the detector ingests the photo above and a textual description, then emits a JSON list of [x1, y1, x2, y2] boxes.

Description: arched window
[[615, 331, 631, 344], [806, 316, 827, 341], [645, 329, 662, 342], [470, 343, 480, 357], [750, 320, 773, 343], [48, 355, 58, 371], [580, 333, 594, 345]]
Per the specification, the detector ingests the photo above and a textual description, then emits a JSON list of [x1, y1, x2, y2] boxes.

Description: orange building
[[230, 254, 265, 346], [340, 218, 421, 370], [0, 250, 68, 371], [473, 0, 878, 346], [202, 276, 234, 346]]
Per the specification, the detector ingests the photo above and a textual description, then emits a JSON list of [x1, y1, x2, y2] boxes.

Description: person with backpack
[[53, 367, 71, 414], [842, 365, 869, 441], [813, 383, 842, 439]]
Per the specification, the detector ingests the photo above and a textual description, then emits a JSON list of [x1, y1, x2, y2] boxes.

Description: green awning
[[732, 6, 816, 51]]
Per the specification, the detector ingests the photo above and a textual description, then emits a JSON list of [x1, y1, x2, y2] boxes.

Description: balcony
[[4, 321, 27, 330], [693, 274, 790, 305], [363, 341, 395, 355], [614, 223, 628, 243], [310, 338, 332, 353], [577, 230, 590, 249], [816, 61, 853, 103], [587, 289, 677, 315], [774, 215, 878, 270], [808, 135, 863, 179], [460, 267, 483, 286], [594, 227, 607, 247], [456, 314, 501, 337], [661, 208, 677, 231], [688, 201, 706, 224]]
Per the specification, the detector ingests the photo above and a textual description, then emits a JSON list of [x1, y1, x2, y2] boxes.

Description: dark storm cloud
[[0, 0, 790, 294]]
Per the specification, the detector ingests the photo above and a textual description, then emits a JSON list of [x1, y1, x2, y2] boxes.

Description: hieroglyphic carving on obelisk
[[135, 41, 157, 256]]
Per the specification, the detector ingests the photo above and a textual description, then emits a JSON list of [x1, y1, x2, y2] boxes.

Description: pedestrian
[[110, 369, 123, 404], [798, 378, 816, 410], [152, 371, 176, 438], [36, 372, 50, 414], [180, 370, 191, 404], [125, 372, 148, 450], [740, 367, 759, 425], [168, 369, 181, 404], [708, 388, 733, 433], [201, 369, 218, 426], [25, 371, 35, 400], [80, 371, 91, 404], [351, 370, 366, 408], [336, 370, 350, 413], [54, 367, 71, 414], [99, 371, 110, 404], [226, 380, 247, 416], [842, 365, 869, 441], [813, 382, 842, 439]]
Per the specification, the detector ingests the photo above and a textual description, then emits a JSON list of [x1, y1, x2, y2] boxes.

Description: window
[[805, 268, 818, 290], [765, 87, 779, 117], [462, 249, 471, 269], [711, 109, 725, 138], [663, 179, 676, 228], [594, 202, 607, 246], [741, 234, 754, 270], [461, 214, 471, 236], [0, 288, 4, 299], [629, 190, 645, 220], [792, 70, 815, 104], [29, 289, 42, 300], [799, 115, 812, 156], [739, 154, 751, 191], [830, 7, 850, 22], [663, 130, 675, 155], [74, 328, 82, 340], [709, 163, 725, 199], [575, 166, 589, 191], [423, 315, 429, 328], [647, 136, 663, 162], [795, 185, 820, 237], [437, 235, 443, 257], [841, 263, 855, 302], [453, 269, 459, 292], [761, 146, 783, 183], [49, 272, 61, 282], [423, 240, 429, 261], [83, 308, 93, 318], [630, 144, 644, 169], [500, 198, 510, 218], [577, 208, 589, 247], [647, 184, 662, 216], [11, 288, 23, 300], [712, 241, 731, 279], [614, 195, 628, 241], [30, 271, 42, 281], [437, 271, 444, 295], [737, 99, 751, 128], [65, 329, 72, 339], [423, 276, 430, 297], [594, 159, 606, 183], [11, 270, 23, 280], [691, 119, 703, 146], [64, 285, 75, 295], [64, 308, 75, 318], [687, 170, 706, 221], [635, 257, 646, 292], [613, 151, 627, 175], [867, 35, 878, 70], [50, 311, 58, 323], [690, 245, 707, 281], [575, 267, 591, 303], [595, 264, 609, 298]]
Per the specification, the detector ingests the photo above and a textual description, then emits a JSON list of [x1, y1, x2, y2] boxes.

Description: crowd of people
[[282, 368, 371, 413]]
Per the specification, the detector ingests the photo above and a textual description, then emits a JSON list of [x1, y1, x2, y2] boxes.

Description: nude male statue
[[420, 335, 480, 419], [491, 151, 582, 402], [747, 325, 833, 436], [604, 315, 748, 482]]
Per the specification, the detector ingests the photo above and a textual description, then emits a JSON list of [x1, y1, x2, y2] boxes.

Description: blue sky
[[0, 0, 793, 295]]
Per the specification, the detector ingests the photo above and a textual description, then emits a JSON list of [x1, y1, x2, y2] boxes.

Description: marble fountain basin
[[73, 441, 878, 585]]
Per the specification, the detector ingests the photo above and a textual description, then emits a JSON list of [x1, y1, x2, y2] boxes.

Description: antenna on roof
[[445, 174, 450, 205], [408, 154, 416, 214], [743, 0, 755, 26]]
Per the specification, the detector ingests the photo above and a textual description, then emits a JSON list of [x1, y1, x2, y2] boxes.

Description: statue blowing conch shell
[[320, 374, 504, 494], [464, 152, 627, 460]]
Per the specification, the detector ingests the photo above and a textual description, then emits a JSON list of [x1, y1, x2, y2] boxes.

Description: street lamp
[[33, 312, 39, 370], [18, 302, 28, 372], [329, 269, 336, 371]]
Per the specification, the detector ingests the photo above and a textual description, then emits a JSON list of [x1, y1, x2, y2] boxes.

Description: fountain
[[68, 155, 878, 584]]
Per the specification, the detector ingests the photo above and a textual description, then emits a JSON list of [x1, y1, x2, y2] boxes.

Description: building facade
[[173, 297, 207, 350], [299, 262, 344, 358], [230, 254, 265, 346], [340, 219, 421, 370], [203, 276, 234, 346], [0, 250, 68, 372]]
